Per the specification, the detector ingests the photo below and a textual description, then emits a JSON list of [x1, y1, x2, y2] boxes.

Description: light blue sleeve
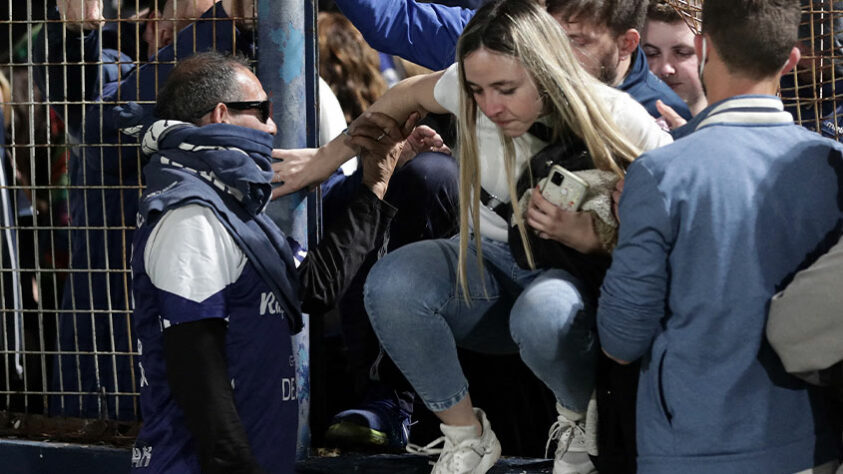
[[597, 159, 674, 362], [333, 0, 475, 71]]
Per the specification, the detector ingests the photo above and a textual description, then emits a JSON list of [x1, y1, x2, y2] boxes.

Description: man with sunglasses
[[35, 0, 459, 428], [33, 0, 260, 421], [128, 51, 411, 473]]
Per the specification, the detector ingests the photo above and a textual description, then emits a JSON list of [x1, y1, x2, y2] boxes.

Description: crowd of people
[[1, 0, 842, 473]]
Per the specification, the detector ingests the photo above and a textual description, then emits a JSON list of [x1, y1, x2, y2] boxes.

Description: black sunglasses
[[202, 100, 273, 123], [224, 100, 273, 123]]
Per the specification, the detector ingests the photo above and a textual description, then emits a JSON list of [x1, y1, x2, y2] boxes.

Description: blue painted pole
[[257, 0, 319, 459]]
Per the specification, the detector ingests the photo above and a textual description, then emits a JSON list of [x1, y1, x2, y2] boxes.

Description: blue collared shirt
[[599, 95, 842, 472]]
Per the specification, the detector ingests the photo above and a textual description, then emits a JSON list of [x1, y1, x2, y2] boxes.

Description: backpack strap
[[479, 187, 510, 221]]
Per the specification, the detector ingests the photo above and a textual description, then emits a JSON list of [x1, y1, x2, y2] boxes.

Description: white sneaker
[[546, 403, 597, 474], [407, 407, 501, 474]]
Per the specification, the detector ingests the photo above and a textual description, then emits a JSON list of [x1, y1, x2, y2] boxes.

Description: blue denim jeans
[[364, 235, 597, 413]]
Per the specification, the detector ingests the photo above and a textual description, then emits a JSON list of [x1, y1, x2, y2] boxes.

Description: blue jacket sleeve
[[597, 159, 674, 363], [333, 0, 475, 71]]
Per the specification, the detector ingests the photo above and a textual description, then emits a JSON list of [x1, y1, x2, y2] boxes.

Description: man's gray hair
[[155, 51, 252, 123]]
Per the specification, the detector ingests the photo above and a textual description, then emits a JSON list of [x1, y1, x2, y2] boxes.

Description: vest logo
[[131, 445, 153, 468], [259, 292, 284, 318], [282, 377, 297, 401]]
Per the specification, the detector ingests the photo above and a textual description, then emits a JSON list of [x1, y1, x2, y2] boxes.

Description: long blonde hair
[[455, 0, 641, 298]]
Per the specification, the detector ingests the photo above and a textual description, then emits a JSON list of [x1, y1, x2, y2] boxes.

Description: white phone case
[[541, 165, 589, 211]]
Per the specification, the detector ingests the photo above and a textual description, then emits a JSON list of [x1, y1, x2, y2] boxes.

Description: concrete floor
[[296, 453, 553, 473]]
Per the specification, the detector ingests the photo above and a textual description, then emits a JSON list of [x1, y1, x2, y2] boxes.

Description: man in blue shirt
[[598, 0, 843, 472]]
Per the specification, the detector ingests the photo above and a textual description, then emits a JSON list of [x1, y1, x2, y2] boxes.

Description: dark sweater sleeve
[[298, 187, 397, 313], [162, 319, 265, 474]]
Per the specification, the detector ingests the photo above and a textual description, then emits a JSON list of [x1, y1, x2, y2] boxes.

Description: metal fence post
[[257, 0, 319, 460]]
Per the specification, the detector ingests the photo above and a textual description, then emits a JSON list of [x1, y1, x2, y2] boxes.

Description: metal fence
[[0, 0, 840, 448], [0, 0, 262, 445], [668, 0, 843, 139]]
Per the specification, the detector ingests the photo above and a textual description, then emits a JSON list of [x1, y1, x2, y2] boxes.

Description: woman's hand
[[348, 111, 419, 199], [526, 187, 603, 254], [270, 112, 422, 199], [398, 124, 451, 167], [270, 148, 330, 199]]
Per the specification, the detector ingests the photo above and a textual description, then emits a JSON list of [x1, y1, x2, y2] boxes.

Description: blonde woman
[[276, 1, 669, 472]]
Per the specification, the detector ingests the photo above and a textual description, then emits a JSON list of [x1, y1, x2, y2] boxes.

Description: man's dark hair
[[646, 1, 683, 24], [155, 51, 252, 123], [545, 0, 649, 35], [702, 0, 801, 78]]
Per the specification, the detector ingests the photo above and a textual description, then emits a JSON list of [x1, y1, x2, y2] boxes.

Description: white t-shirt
[[144, 205, 247, 303], [319, 77, 358, 176], [432, 63, 672, 241]]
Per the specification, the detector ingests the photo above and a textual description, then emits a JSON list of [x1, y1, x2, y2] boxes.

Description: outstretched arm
[[298, 112, 415, 312], [272, 70, 449, 197], [333, 0, 474, 71]]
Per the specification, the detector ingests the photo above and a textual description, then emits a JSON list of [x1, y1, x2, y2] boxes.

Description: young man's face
[[553, 14, 623, 85], [642, 19, 705, 111]]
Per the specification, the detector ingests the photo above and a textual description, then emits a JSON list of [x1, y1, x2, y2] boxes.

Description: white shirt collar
[[695, 96, 793, 131]]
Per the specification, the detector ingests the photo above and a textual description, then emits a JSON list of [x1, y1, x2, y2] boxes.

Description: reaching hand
[[221, 0, 257, 29], [655, 99, 688, 130], [57, 0, 104, 30], [526, 187, 603, 254], [398, 124, 451, 167], [269, 111, 422, 200], [270, 148, 327, 199], [348, 111, 420, 200]]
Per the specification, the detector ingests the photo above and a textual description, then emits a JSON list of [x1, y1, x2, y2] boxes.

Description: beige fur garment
[[516, 169, 620, 252]]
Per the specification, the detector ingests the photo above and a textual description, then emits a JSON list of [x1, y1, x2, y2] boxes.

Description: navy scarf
[[127, 114, 304, 332]]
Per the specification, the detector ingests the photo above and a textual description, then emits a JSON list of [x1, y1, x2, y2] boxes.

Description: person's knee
[[509, 280, 589, 357], [363, 240, 452, 319], [399, 152, 458, 186], [387, 152, 458, 202], [387, 152, 459, 242], [364, 252, 410, 316]]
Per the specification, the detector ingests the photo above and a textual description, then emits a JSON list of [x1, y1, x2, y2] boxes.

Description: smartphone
[[540, 165, 589, 211]]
